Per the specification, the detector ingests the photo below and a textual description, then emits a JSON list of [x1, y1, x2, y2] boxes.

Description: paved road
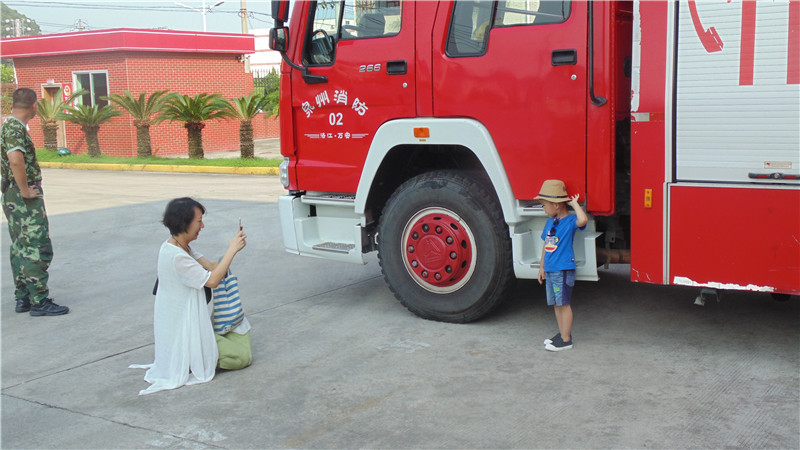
[[2, 169, 798, 449]]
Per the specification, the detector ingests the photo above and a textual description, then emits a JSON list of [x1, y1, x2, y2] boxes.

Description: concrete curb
[[39, 162, 279, 176]]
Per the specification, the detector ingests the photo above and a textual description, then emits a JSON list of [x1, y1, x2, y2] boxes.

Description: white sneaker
[[545, 336, 573, 352], [544, 333, 560, 346]]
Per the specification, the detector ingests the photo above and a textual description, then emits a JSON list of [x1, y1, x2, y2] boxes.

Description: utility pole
[[71, 19, 86, 32], [239, 0, 250, 72], [240, 0, 248, 34]]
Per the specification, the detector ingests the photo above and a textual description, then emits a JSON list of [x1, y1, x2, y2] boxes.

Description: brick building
[[1, 28, 279, 157]]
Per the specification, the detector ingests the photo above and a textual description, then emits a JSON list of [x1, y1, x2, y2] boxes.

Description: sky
[[3, 0, 277, 35]]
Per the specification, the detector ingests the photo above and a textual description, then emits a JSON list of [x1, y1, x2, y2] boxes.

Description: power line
[[4, 1, 272, 34], [5, 1, 207, 12], [4, 1, 269, 15]]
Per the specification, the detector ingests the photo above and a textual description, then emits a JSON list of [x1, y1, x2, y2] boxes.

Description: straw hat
[[534, 180, 570, 203]]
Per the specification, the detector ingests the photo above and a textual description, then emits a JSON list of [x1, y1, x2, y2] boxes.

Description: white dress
[[130, 241, 218, 395]]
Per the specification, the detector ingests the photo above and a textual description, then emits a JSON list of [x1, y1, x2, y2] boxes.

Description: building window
[[73, 71, 109, 107]]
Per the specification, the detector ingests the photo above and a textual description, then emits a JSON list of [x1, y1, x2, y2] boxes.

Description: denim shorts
[[545, 270, 575, 306]]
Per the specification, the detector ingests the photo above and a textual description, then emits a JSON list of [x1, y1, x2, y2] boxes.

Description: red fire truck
[[268, 0, 799, 322]]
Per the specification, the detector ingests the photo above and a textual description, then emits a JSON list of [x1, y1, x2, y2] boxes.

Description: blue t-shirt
[[540, 214, 585, 271]]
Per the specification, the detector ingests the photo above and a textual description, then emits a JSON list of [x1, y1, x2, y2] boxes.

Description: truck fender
[[354, 118, 519, 225]]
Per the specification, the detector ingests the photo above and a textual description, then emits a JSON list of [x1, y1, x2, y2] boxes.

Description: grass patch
[[36, 149, 282, 167]]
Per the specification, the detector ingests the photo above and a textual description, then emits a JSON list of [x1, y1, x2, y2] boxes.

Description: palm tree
[[226, 92, 266, 158], [161, 93, 232, 159], [57, 104, 123, 157], [36, 87, 86, 151], [103, 90, 170, 157]]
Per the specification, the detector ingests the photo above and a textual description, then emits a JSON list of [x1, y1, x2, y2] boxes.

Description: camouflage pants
[[2, 183, 52, 304]]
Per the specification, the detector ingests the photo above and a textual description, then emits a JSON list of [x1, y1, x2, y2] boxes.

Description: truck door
[[432, 0, 588, 200], [291, 0, 416, 193]]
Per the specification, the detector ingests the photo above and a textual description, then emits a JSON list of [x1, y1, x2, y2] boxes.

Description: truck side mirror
[[271, 0, 290, 22], [270, 27, 288, 52]]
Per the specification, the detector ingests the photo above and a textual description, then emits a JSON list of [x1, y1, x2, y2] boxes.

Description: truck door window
[[305, 1, 342, 65], [340, 0, 402, 40], [446, 0, 571, 57], [305, 1, 402, 64], [446, 1, 495, 57], [495, 1, 571, 26]]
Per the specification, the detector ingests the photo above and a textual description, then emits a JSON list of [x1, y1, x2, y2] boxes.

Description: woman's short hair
[[162, 197, 205, 235]]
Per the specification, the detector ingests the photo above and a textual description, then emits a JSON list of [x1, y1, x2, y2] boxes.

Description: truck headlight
[[279, 157, 290, 188]]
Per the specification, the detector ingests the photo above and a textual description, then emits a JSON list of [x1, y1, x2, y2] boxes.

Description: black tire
[[378, 171, 515, 323], [770, 293, 792, 302]]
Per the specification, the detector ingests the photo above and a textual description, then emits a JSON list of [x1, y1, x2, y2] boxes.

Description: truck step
[[518, 203, 549, 217], [312, 242, 356, 254], [302, 194, 356, 206]]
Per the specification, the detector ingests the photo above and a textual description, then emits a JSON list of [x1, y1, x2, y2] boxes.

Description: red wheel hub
[[402, 208, 475, 292]]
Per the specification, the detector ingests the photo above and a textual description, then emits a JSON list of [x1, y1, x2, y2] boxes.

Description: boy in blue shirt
[[536, 180, 588, 351]]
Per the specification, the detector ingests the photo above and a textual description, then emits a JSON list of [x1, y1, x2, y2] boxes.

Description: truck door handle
[[551, 49, 577, 66], [387, 60, 407, 75]]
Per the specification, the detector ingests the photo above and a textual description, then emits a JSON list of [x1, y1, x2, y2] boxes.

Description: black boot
[[30, 298, 69, 316], [15, 298, 31, 313]]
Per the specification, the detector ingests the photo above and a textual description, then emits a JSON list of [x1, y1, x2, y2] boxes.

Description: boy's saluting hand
[[567, 194, 589, 228]]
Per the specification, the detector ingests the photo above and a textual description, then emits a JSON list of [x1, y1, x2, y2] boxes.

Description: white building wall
[[250, 28, 282, 74]]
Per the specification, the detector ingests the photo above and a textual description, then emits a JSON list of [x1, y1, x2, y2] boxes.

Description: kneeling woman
[[132, 197, 248, 395]]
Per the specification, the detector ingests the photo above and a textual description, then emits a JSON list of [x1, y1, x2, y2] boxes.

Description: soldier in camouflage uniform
[[1, 88, 69, 316]]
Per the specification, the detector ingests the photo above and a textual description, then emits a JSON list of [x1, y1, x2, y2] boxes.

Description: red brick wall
[[13, 50, 277, 157], [253, 114, 279, 139]]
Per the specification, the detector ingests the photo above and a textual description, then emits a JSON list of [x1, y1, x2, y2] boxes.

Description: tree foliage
[[254, 68, 279, 117], [57, 103, 123, 157], [262, 89, 279, 117], [226, 91, 265, 121], [226, 92, 267, 158], [0, 63, 14, 116], [1, 63, 14, 83], [35, 87, 87, 151], [161, 93, 233, 159], [161, 93, 232, 124], [37, 87, 86, 123], [104, 90, 170, 126], [1, 3, 42, 36], [104, 90, 171, 157]]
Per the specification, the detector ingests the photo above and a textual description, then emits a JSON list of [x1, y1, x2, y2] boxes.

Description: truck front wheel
[[378, 171, 514, 323]]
